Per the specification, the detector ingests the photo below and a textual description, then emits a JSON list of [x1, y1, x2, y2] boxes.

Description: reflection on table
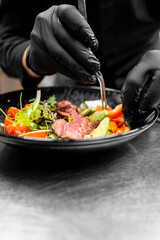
[[0, 121, 159, 240]]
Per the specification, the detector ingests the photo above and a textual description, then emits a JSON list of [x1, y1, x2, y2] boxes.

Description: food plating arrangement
[[0, 90, 130, 140]]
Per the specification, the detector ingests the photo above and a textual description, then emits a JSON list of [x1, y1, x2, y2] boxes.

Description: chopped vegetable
[[20, 130, 48, 138], [89, 110, 108, 121], [116, 124, 126, 134], [81, 108, 96, 116], [109, 120, 118, 133], [79, 102, 88, 111], [84, 117, 110, 138], [14, 111, 39, 130], [7, 107, 20, 119], [4, 117, 14, 126], [46, 94, 57, 107], [24, 104, 30, 108], [97, 105, 112, 112], [5, 123, 30, 136], [107, 104, 123, 119]]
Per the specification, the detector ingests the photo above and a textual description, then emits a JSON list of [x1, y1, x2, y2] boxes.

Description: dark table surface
[[0, 121, 160, 240]]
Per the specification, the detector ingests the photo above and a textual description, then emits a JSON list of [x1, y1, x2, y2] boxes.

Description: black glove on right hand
[[26, 4, 100, 84], [122, 50, 160, 124]]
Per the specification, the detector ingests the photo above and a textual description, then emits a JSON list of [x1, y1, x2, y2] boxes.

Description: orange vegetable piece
[[110, 121, 118, 133], [20, 130, 47, 138], [107, 106, 113, 111], [97, 105, 103, 111], [116, 124, 126, 134], [5, 123, 30, 136], [112, 116, 125, 124], [97, 105, 113, 111], [107, 104, 123, 119]]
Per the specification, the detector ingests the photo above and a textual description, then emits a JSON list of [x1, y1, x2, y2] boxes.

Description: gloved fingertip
[[90, 74, 97, 84], [81, 74, 97, 84], [90, 37, 99, 52]]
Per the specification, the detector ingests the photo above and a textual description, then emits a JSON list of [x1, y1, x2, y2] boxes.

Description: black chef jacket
[[0, 0, 160, 88]]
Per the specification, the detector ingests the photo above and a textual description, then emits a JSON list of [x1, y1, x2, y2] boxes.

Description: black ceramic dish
[[0, 86, 158, 152]]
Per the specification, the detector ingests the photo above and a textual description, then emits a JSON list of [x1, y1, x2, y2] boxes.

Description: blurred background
[[0, 68, 57, 94], [0, 68, 23, 94], [0, 68, 78, 94]]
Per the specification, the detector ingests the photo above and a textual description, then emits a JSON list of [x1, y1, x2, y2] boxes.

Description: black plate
[[0, 86, 158, 152]]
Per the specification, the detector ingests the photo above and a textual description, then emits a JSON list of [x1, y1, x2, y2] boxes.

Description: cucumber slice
[[84, 117, 110, 138], [89, 110, 108, 121], [81, 108, 96, 116], [79, 102, 88, 111]]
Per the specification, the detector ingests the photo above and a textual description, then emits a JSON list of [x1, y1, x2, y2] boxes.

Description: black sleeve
[[145, 0, 160, 21], [0, 0, 77, 88], [0, 0, 45, 87]]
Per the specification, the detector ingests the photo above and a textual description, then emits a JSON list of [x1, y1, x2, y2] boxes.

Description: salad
[[0, 90, 130, 139]]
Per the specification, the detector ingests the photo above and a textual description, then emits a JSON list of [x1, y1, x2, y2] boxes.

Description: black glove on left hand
[[26, 4, 100, 84]]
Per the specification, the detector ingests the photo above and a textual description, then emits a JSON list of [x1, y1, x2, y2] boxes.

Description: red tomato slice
[[5, 123, 30, 136], [7, 107, 20, 119], [4, 117, 14, 126]]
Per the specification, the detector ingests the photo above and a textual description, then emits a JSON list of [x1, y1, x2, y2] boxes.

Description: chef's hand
[[23, 4, 100, 84], [122, 50, 160, 120]]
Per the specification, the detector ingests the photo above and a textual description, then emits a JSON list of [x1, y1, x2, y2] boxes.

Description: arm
[[0, 0, 45, 87], [22, 46, 41, 78]]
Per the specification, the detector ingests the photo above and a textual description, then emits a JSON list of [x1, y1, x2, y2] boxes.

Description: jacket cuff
[[13, 41, 42, 88]]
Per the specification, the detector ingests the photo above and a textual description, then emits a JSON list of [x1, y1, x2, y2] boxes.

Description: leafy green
[[15, 111, 39, 130], [47, 132, 59, 139], [4, 90, 58, 133], [33, 90, 41, 111], [39, 125, 48, 130], [46, 94, 57, 107], [14, 90, 43, 130], [25, 90, 42, 118], [43, 108, 53, 120]]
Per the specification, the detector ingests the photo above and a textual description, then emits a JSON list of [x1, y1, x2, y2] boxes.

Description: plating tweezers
[[78, 0, 107, 109]]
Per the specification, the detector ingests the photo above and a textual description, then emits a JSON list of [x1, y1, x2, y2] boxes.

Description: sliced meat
[[52, 117, 99, 139], [56, 100, 74, 108], [52, 119, 66, 137], [56, 100, 82, 120]]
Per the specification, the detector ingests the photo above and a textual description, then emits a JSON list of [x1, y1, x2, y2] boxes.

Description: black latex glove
[[122, 50, 160, 122], [26, 4, 100, 84]]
